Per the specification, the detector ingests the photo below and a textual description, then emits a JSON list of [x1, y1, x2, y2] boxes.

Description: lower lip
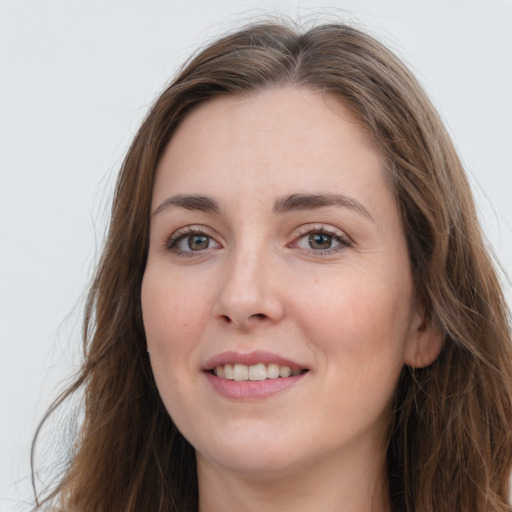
[[204, 371, 307, 400]]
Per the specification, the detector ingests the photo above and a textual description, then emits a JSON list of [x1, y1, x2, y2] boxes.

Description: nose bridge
[[214, 234, 283, 327]]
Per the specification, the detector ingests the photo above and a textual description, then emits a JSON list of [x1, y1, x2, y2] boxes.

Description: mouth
[[209, 363, 308, 381], [203, 351, 309, 399], [203, 351, 310, 382]]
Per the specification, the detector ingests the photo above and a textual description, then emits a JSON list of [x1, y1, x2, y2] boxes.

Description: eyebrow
[[153, 194, 221, 216], [273, 193, 374, 221], [152, 192, 373, 222]]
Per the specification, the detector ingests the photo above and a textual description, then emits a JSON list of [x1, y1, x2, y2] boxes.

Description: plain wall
[[1, 0, 511, 510]]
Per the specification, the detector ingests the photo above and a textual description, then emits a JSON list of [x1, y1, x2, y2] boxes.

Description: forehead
[[153, 87, 387, 210]]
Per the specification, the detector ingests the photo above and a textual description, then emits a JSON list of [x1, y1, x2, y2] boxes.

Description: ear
[[404, 308, 443, 368]]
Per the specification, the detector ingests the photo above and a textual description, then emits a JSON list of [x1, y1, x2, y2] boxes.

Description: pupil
[[188, 235, 209, 250], [309, 233, 332, 250]]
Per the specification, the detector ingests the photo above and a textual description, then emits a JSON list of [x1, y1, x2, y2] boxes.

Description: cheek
[[294, 267, 414, 370], [141, 267, 213, 419], [141, 266, 211, 352]]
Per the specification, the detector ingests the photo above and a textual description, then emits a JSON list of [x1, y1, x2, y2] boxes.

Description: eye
[[167, 227, 221, 254], [305, 232, 336, 250], [293, 226, 351, 254], [176, 234, 211, 251]]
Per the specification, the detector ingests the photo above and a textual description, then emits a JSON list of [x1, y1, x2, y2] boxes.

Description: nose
[[213, 247, 285, 330]]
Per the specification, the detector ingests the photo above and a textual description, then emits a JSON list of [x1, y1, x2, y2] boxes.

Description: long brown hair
[[32, 20, 512, 512]]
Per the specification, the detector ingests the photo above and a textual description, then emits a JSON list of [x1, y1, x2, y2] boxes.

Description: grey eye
[[295, 230, 344, 252], [308, 233, 333, 250], [186, 235, 210, 251], [169, 231, 221, 253]]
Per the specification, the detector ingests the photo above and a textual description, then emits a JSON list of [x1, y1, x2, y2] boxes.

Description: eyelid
[[290, 224, 352, 254], [163, 223, 351, 257], [165, 225, 223, 254]]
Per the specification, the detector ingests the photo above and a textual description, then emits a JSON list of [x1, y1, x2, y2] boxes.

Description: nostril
[[216, 310, 276, 328], [220, 314, 232, 324]]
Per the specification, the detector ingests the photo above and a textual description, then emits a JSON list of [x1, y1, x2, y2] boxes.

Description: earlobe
[[404, 311, 443, 369]]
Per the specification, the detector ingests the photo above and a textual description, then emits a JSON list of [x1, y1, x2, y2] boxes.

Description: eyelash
[[166, 226, 220, 257], [292, 225, 352, 255], [165, 224, 351, 257]]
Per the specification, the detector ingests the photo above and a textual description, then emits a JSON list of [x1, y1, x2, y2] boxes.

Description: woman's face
[[142, 87, 437, 480]]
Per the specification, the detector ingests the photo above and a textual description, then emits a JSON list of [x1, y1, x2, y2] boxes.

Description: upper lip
[[203, 350, 307, 371]]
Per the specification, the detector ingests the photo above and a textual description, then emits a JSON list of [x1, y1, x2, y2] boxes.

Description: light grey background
[[1, 1, 511, 510]]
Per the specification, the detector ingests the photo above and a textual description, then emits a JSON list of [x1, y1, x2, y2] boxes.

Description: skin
[[141, 87, 441, 512]]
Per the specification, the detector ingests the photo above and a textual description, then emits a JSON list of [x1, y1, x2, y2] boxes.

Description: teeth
[[279, 366, 291, 378], [233, 364, 249, 381], [249, 363, 266, 381], [212, 363, 305, 381], [266, 363, 280, 379], [224, 364, 234, 380]]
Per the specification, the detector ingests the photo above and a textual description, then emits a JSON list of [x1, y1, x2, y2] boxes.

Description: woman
[[32, 20, 512, 512]]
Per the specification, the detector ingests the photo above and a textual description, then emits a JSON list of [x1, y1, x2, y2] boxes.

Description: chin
[[199, 451, 307, 481], [194, 428, 310, 478]]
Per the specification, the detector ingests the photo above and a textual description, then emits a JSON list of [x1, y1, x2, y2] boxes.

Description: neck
[[197, 444, 390, 512]]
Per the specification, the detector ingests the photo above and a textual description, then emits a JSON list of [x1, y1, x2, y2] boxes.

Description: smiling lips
[[213, 363, 306, 381], [204, 351, 309, 398]]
